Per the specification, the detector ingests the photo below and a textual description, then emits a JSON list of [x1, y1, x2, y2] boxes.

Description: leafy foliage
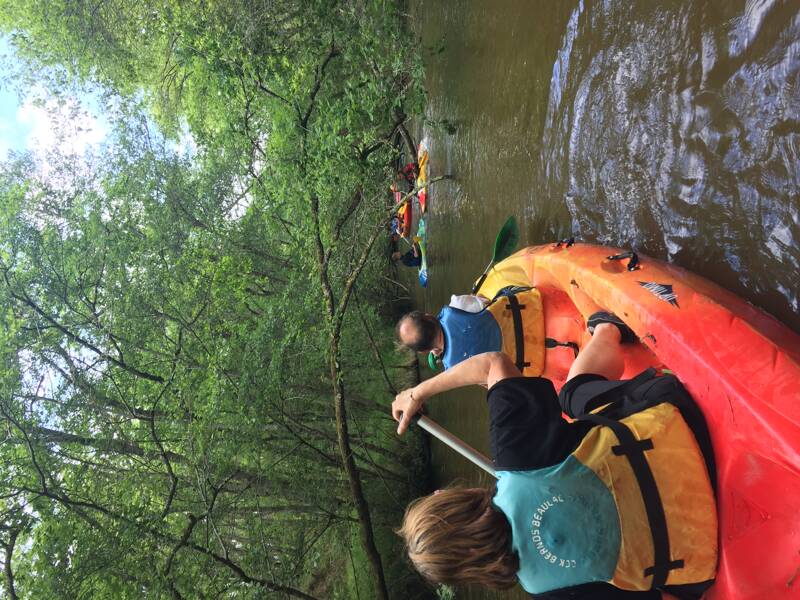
[[0, 1, 428, 598]]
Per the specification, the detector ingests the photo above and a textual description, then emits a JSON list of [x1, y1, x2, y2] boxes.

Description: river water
[[406, 1, 799, 599]]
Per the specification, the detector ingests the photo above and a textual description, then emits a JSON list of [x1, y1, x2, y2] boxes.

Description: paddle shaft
[[471, 258, 494, 294], [416, 415, 497, 478]]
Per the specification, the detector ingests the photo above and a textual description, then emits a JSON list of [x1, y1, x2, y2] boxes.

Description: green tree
[[1, 1, 430, 597]]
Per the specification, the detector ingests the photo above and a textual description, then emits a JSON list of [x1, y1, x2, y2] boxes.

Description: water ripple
[[541, 0, 800, 328]]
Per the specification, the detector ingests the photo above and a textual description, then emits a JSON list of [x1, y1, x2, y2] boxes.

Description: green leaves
[[0, 1, 428, 597]]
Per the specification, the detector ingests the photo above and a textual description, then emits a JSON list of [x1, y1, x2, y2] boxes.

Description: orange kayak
[[479, 243, 800, 600], [394, 189, 412, 238]]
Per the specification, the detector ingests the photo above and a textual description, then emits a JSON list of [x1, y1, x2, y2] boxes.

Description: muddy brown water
[[402, 2, 799, 598]]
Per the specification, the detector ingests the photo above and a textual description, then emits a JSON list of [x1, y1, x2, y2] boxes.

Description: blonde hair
[[397, 487, 519, 590]]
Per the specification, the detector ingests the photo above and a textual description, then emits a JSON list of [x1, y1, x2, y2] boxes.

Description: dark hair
[[396, 311, 440, 352]]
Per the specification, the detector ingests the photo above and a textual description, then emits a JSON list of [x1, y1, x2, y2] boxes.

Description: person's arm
[[391, 352, 521, 435]]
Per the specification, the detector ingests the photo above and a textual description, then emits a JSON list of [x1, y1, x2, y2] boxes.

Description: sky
[[0, 35, 110, 160], [0, 80, 32, 157]]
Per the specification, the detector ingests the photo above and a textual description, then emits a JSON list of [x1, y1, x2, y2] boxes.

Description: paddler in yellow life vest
[[391, 313, 718, 600], [396, 287, 547, 376]]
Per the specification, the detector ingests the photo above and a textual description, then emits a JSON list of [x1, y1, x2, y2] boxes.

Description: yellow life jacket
[[494, 374, 718, 594]]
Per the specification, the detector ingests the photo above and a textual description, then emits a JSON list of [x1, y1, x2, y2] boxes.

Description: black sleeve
[[488, 377, 590, 471], [532, 582, 662, 599]]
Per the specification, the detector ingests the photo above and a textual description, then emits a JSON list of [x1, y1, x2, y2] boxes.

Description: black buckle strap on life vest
[[578, 409, 684, 589], [611, 437, 654, 455], [504, 295, 530, 370]]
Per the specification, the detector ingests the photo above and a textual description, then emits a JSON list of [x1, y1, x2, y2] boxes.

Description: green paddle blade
[[491, 216, 520, 262], [471, 215, 521, 294]]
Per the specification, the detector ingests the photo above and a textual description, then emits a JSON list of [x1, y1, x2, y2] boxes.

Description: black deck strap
[[607, 250, 641, 271], [545, 337, 580, 358], [504, 295, 530, 370], [578, 410, 683, 589], [490, 285, 532, 302]]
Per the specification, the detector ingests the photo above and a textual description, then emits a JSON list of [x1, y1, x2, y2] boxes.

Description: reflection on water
[[542, 0, 800, 331], [409, 2, 799, 598]]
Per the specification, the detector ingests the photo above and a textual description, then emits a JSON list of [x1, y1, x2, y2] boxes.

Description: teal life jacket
[[493, 458, 622, 594]]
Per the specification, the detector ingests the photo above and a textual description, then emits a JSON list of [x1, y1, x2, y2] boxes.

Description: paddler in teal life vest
[[392, 313, 718, 600], [396, 288, 547, 376]]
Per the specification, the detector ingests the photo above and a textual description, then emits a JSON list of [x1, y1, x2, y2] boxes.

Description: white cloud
[[17, 96, 109, 156]]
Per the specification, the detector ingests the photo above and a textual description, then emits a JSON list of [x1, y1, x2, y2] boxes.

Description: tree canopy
[[0, 1, 428, 598]]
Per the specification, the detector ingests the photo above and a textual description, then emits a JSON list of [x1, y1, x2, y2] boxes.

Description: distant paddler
[[391, 237, 422, 268]]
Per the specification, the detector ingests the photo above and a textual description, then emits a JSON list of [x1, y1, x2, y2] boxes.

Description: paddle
[[471, 216, 520, 294], [415, 415, 496, 478]]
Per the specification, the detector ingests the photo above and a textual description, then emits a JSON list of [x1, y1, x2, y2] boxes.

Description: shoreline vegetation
[[0, 2, 436, 598]]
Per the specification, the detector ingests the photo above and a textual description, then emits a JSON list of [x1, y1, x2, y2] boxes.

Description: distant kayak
[[393, 187, 413, 238], [417, 141, 429, 214], [478, 243, 800, 600], [416, 218, 428, 287]]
